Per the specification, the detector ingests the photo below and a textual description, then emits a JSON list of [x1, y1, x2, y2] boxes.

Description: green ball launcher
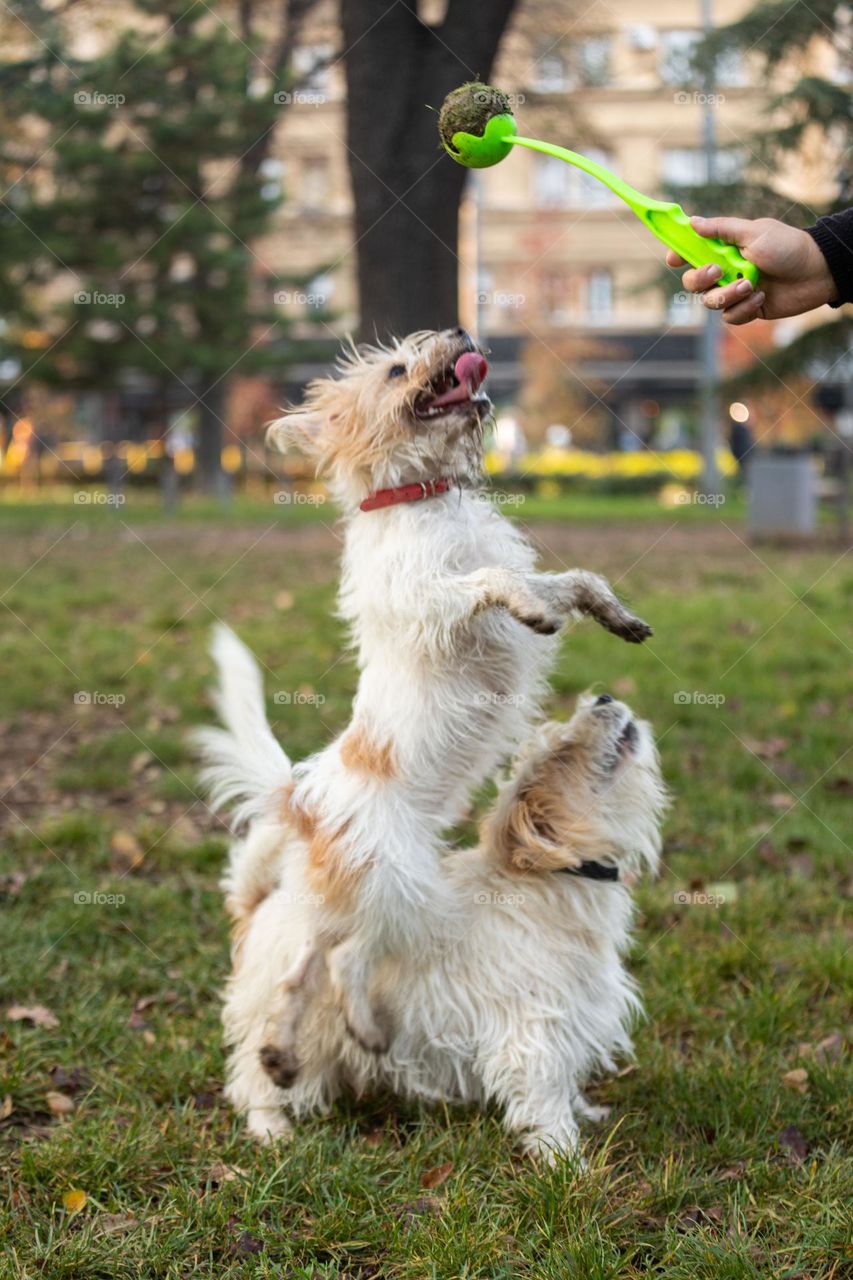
[[438, 84, 759, 288]]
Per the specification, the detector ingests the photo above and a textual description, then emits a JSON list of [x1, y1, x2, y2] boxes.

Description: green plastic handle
[[446, 117, 759, 287], [506, 135, 759, 287]]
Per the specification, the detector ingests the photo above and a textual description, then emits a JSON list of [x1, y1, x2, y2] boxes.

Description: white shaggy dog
[[210, 677, 665, 1156], [195, 328, 652, 1135]]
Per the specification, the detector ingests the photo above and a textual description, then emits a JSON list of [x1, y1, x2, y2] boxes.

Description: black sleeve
[[805, 208, 853, 307]]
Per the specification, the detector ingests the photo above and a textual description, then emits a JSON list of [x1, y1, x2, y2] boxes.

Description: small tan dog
[[216, 691, 666, 1156], [196, 328, 652, 1128]]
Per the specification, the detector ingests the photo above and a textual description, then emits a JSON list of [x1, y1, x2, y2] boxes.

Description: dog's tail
[[193, 624, 292, 829]]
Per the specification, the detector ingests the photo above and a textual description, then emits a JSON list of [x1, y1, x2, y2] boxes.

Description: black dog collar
[[558, 860, 620, 883]]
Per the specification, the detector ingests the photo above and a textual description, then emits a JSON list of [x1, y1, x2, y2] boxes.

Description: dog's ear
[[486, 767, 610, 874], [266, 411, 324, 457]]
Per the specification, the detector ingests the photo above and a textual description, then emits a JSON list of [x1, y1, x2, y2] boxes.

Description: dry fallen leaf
[[1, 1095, 13, 1120], [110, 830, 144, 872], [742, 736, 791, 760], [205, 1162, 247, 1186], [7, 1004, 59, 1030], [778, 1125, 809, 1162], [130, 751, 155, 775], [391, 1197, 440, 1222], [797, 1033, 843, 1062], [781, 1067, 809, 1093], [49, 1065, 89, 1093], [46, 1091, 75, 1116], [0, 871, 28, 897], [768, 793, 796, 812], [97, 1213, 138, 1235], [274, 590, 294, 611], [232, 1230, 265, 1256], [133, 991, 179, 1013], [62, 1188, 87, 1214], [679, 1205, 724, 1229], [717, 1162, 747, 1181], [420, 1161, 454, 1189]]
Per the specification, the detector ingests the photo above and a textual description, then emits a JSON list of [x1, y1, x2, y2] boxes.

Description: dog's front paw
[[246, 1106, 292, 1143], [259, 1042, 301, 1089], [518, 1130, 583, 1167], [606, 612, 653, 644]]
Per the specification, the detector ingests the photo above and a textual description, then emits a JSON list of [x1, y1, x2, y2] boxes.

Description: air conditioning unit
[[627, 24, 657, 51]]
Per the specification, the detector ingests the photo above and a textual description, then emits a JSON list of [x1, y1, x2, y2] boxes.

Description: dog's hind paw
[[259, 1042, 301, 1089], [342, 1001, 393, 1056]]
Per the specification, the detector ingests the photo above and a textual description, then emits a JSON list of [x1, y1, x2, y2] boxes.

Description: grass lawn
[[0, 494, 850, 1278]]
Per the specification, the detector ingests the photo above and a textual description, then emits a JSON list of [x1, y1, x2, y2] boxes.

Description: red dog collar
[[359, 476, 456, 513]]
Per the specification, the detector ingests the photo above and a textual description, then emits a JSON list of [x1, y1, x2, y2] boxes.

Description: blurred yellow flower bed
[[485, 447, 738, 480]]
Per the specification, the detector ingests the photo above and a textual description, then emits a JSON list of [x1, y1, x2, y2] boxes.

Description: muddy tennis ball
[[438, 82, 517, 168]]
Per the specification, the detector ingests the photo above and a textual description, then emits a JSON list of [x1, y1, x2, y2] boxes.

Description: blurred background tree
[[518, 334, 613, 449], [0, 0, 321, 491]]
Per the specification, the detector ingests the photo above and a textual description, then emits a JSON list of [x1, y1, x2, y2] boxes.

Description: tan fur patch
[[226, 883, 271, 969], [340, 728, 397, 781], [280, 787, 365, 915], [305, 819, 364, 914], [484, 746, 612, 875]]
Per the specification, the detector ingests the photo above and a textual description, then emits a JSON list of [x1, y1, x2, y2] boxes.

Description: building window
[[661, 147, 743, 187], [306, 273, 334, 310], [541, 270, 572, 325], [259, 157, 283, 202], [578, 36, 611, 87], [292, 44, 334, 94], [533, 154, 570, 207], [300, 155, 330, 209], [661, 146, 706, 187], [586, 270, 613, 322], [716, 48, 748, 86], [531, 35, 611, 91], [659, 30, 701, 84], [530, 40, 571, 92], [668, 292, 695, 326], [540, 270, 613, 324], [533, 150, 618, 209]]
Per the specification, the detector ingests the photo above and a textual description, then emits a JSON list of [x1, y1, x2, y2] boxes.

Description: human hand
[[667, 215, 838, 324]]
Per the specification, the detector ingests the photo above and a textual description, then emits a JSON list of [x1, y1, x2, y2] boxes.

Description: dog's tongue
[[455, 351, 488, 393], [427, 352, 489, 408]]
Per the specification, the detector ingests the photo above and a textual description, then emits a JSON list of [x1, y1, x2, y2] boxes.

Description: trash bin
[[748, 451, 816, 537]]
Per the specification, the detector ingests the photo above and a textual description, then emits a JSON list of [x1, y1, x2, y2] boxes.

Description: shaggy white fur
[[194, 328, 656, 1150]]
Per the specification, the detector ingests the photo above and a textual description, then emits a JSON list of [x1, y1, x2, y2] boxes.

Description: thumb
[[690, 215, 755, 247]]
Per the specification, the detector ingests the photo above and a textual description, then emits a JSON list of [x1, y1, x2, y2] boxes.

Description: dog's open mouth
[[414, 351, 489, 421]]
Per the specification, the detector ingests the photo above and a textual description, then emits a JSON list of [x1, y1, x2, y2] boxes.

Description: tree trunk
[[197, 380, 226, 493], [341, 0, 518, 339]]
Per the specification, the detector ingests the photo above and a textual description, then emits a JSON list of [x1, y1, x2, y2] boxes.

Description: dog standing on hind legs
[[195, 327, 652, 1130]]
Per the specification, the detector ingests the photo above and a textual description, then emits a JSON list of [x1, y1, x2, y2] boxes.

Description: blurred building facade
[[266, 0, 842, 446]]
